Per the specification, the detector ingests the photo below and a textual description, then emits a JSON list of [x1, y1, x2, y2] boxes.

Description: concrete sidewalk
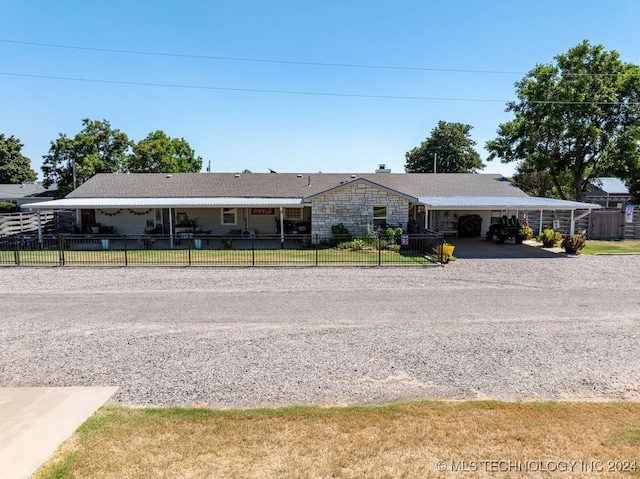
[[0, 387, 118, 479]]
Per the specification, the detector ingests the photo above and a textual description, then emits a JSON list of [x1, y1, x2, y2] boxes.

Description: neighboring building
[[0, 182, 57, 207], [585, 177, 634, 208], [22, 171, 599, 237], [585, 178, 639, 239]]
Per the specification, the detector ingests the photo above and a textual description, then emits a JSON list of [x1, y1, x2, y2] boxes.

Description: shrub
[[359, 225, 378, 247], [521, 225, 534, 240], [331, 223, 350, 235], [537, 229, 562, 247], [221, 234, 234, 249], [337, 239, 367, 250], [386, 244, 401, 252], [139, 234, 155, 249], [0, 202, 18, 213], [562, 234, 586, 254]]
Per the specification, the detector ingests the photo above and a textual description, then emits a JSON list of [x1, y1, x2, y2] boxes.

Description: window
[[284, 208, 303, 220], [373, 206, 387, 229], [221, 208, 237, 225]]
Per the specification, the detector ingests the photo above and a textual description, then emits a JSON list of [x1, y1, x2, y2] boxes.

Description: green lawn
[[0, 248, 437, 267], [582, 239, 640, 255]]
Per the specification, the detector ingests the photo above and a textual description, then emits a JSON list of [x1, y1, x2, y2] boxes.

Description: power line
[[3, 38, 639, 78], [0, 38, 524, 75], [1, 71, 637, 106], [0, 71, 506, 102]]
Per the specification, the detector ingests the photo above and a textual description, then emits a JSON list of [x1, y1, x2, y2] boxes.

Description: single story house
[[22, 171, 599, 239]]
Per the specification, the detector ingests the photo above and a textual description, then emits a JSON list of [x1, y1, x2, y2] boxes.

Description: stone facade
[[309, 182, 409, 237]]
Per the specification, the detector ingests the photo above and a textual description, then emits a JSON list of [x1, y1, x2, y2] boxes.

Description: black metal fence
[[0, 232, 446, 267]]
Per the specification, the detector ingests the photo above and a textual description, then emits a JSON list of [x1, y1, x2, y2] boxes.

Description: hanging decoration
[[99, 209, 122, 216], [127, 208, 153, 216]]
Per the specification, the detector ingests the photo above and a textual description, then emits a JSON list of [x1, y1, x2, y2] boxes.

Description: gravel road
[[1, 256, 639, 407]]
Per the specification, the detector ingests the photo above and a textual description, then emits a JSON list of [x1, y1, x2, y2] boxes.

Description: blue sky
[[2, 0, 640, 180]]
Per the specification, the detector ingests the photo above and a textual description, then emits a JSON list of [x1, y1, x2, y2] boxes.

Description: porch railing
[[0, 232, 446, 267]]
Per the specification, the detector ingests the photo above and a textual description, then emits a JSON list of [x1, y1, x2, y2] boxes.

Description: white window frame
[[221, 207, 237, 225]]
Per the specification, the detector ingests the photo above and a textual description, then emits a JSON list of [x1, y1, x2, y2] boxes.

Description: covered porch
[[22, 197, 310, 248]]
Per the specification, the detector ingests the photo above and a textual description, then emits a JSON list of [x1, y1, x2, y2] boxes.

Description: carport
[[418, 196, 601, 237]]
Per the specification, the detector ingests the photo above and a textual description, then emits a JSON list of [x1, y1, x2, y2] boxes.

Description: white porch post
[[570, 210, 575, 235], [169, 207, 174, 248], [279, 207, 285, 248], [37, 212, 43, 246], [539, 209, 544, 235]]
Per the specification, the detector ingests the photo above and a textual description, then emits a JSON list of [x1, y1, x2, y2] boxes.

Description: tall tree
[[511, 159, 567, 198], [486, 40, 640, 201], [42, 119, 131, 197], [405, 121, 484, 173], [0, 134, 37, 184], [126, 130, 202, 173]]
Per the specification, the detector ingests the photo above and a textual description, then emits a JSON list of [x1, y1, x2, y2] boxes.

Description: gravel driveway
[[2, 256, 639, 407]]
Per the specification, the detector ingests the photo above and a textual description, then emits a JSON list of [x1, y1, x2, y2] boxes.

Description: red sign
[[251, 208, 275, 215]]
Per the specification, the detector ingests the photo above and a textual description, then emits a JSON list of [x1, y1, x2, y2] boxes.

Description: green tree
[[486, 40, 640, 201], [405, 121, 484, 173], [126, 130, 202, 173], [42, 119, 131, 197], [0, 134, 37, 184], [511, 159, 569, 198]]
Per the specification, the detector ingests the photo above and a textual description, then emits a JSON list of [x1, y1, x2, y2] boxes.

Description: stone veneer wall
[[310, 183, 409, 237]]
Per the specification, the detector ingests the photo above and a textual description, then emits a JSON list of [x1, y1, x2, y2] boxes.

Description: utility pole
[[433, 153, 437, 174]]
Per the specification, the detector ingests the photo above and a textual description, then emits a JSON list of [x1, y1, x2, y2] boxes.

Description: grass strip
[[35, 401, 640, 479], [0, 248, 436, 266], [582, 239, 640, 255]]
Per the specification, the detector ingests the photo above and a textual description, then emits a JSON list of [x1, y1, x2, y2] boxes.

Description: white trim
[[23, 197, 304, 210], [221, 207, 237, 226], [417, 196, 601, 210]]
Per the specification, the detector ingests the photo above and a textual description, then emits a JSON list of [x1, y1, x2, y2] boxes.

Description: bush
[[359, 225, 378, 247], [521, 225, 534, 240], [337, 239, 367, 250], [537, 228, 562, 247], [331, 223, 350, 235], [0, 202, 18, 213], [562, 234, 586, 254]]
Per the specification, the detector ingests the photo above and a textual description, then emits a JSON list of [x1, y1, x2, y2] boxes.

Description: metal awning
[[416, 196, 601, 210], [22, 197, 305, 210]]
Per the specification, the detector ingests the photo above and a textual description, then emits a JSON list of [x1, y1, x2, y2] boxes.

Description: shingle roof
[[0, 182, 58, 200], [66, 172, 528, 199]]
